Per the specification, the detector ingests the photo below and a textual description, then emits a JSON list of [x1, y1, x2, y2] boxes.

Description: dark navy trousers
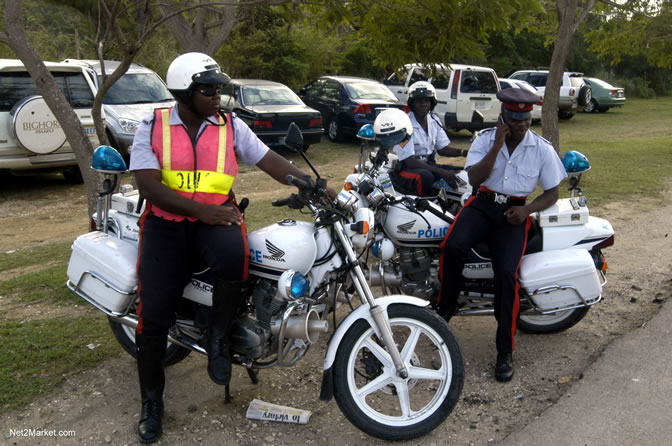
[[439, 195, 531, 353]]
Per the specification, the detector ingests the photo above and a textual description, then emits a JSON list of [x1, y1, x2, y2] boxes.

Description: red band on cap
[[503, 102, 534, 112]]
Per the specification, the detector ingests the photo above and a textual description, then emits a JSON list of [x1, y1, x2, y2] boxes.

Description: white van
[[384, 63, 501, 133], [62, 59, 175, 158]]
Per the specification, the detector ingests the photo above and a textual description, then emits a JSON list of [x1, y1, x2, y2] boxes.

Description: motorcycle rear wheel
[[108, 317, 192, 366], [333, 304, 464, 441], [518, 306, 589, 334]]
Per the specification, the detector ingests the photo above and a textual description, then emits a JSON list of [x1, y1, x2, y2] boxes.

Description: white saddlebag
[[519, 248, 601, 311], [67, 231, 138, 313], [537, 198, 589, 227]]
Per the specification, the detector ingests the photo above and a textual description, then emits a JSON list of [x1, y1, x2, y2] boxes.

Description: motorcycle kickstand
[[225, 384, 232, 404], [247, 367, 259, 384]]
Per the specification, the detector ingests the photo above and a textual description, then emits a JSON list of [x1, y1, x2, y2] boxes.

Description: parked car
[[384, 63, 501, 133], [220, 79, 322, 150], [508, 69, 591, 119], [298, 76, 403, 142], [582, 77, 626, 113], [62, 59, 175, 158], [0, 58, 100, 182], [498, 78, 543, 123]]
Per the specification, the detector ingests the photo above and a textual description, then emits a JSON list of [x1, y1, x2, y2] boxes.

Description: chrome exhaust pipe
[[366, 264, 401, 287], [270, 308, 329, 343], [109, 314, 206, 354]]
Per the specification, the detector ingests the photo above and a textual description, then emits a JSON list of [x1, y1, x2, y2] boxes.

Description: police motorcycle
[[65, 123, 464, 441], [338, 109, 615, 334]]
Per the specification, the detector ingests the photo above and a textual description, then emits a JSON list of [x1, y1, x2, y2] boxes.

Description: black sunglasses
[[196, 85, 222, 97]]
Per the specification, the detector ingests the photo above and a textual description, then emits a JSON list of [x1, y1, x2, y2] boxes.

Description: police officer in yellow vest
[[129, 53, 313, 444]]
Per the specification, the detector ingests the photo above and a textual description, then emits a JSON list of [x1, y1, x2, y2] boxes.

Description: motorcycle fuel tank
[[248, 219, 317, 279], [383, 203, 450, 248]]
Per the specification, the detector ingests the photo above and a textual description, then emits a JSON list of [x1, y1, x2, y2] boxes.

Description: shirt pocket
[[514, 165, 539, 193]]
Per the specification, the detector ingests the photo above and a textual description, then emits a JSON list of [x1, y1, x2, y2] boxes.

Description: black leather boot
[[495, 352, 514, 382], [136, 332, 166, 444], [207, 279, 247, 385]]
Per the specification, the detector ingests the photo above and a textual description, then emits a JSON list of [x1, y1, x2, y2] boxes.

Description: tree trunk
[[0, 0, 100, 218], [542, 0, 595, 154]]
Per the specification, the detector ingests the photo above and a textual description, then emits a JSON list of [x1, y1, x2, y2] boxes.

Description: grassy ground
[[1, 97, 671, 410]]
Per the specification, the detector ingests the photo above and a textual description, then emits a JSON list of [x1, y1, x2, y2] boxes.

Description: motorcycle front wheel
[[108, 316, 192, 366], [518, 306, 589, 334], [333, 304, 464, 441]]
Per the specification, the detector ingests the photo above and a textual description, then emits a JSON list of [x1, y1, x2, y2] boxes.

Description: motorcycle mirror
[[91, 145, 127, 174], [357, 124, 375, 141], [285, 122, 304, 152]]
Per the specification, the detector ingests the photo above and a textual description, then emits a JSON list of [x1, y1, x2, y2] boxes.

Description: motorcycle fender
[[319, 295, 428, 401]]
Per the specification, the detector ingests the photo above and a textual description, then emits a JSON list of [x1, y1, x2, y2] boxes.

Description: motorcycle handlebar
[[286, 174, 312, 190], [272, 197, 290, 207], [415, 198, 454, 224]]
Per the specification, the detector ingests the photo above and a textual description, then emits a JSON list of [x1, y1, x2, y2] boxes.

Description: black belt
[[476, 190, 527, 206]]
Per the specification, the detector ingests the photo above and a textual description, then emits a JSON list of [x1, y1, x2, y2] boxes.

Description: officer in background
[[392, 81, 467, 196], [438, 88, 567, 382], [129, 52, 312, 443]]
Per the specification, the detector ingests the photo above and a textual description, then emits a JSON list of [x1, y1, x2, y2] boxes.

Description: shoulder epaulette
[[529, 129, 552, 145]]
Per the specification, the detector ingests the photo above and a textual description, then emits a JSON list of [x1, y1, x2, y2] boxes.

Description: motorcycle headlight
[[118, 118, 140, 135], [278, 270, 309, 300]]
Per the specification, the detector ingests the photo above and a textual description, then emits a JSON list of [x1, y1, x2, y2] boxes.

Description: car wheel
[[578, 85, 592, 107], [558, 111, 574, 120], [584, 98, 598, 113], [327, 118, 343, 142]]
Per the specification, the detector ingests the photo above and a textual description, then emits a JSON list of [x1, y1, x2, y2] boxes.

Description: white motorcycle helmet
[[407, 81, 437, 110], [373, 108, 413, 147], [166, 52, 230, 92]]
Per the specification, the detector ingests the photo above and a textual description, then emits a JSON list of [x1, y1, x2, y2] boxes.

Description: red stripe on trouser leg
[[510, 215, 533, 351], [134, 203, 152, 335], [399, 170, 424, 196], [437, 194, 477, 306]]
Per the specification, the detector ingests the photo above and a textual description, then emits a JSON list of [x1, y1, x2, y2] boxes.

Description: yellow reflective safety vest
[[150, 108, 237, 222]]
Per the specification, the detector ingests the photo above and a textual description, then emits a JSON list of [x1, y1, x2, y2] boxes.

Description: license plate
[[474, 101, 486, 110]]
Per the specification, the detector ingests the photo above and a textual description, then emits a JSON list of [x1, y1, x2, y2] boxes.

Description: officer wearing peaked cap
[[438, 86, 567, 383]]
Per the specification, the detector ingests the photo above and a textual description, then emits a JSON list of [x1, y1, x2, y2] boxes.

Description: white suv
[[62, 59, 175, 158], [0, 59, 100, 182], [384, 63, 501, 133], [508, 69, 592, 119]]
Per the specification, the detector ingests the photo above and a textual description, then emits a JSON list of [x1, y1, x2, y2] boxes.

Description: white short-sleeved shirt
[[394, 111, 450, 162], [129, 107, 269, 171], [465, 128, 567, 197]]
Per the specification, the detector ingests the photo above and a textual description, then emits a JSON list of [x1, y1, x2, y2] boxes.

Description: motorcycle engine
[[398, 248, 438, 300], [230, 279, 287, 360]]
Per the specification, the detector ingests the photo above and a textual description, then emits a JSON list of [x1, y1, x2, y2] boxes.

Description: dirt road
[[1, 174, 670, 445]]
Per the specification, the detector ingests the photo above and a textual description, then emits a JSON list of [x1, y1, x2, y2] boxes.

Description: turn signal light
[[344, 182, 354, 191], [253, 120, 272, 129]]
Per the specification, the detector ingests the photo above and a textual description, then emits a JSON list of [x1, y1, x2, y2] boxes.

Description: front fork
[[333, 220, 409, 379]]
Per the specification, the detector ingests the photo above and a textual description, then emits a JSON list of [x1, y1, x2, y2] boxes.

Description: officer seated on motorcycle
[[391, 81, 468, 196], [438, 87, 567, 383], [128, 52, 317, 444]]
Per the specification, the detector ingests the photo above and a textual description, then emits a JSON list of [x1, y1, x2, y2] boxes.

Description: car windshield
[[344, 81, 397, 101], [100, 73, 173, 105], [241, 85, 303, 106]]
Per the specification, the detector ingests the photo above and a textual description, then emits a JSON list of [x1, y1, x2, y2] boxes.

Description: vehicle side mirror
[[285, 122, 304, 151]]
